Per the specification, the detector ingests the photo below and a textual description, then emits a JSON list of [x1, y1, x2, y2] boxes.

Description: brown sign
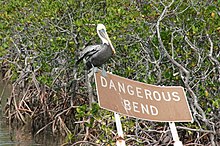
[[94, 70, 193, 122]]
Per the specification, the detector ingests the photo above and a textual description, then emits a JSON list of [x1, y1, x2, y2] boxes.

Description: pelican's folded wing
[[76, 45, 102, 64]]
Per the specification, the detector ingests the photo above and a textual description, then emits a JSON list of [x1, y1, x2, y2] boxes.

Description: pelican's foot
[[101, 68, 107, 77], [93, 67, 98, 73]]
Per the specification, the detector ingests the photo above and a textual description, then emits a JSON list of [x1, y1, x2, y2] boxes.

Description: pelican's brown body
[[76, 24, 115, 70], [76, 44, 113, 69]]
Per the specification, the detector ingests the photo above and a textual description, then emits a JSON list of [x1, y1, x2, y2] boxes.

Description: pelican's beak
[[99, 29, 116, 54], [107, 38, 116, 54]]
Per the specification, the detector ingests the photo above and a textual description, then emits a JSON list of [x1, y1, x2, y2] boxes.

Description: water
[[0, 75, 65, 146], [0, 110, 40, 146]]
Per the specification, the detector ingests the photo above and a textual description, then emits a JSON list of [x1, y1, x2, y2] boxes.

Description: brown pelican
[[76, 24, 115, 71]]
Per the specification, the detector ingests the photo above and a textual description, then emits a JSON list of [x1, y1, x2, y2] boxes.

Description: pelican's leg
[[101, 65, 107, 77], [91, 64, 98, 73]]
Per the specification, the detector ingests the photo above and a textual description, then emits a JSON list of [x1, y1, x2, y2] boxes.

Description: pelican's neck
[[100, 37, 109, 45], [97, 26, 116, 54]]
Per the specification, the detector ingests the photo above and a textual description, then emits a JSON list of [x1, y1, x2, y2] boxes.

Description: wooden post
[[169, 122, 183, 146], [114, 112, 126, 146]]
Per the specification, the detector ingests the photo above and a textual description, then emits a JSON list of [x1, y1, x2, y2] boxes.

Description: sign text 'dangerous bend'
[[95, 70, 193, 122]]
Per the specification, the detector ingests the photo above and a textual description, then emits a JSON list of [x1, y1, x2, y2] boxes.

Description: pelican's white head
[[97, 24, 116, 54]]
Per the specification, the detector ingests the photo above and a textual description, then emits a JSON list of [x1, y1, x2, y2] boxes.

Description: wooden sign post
[[94, 70, 193, 145], [115, 112, 125, 146], [169, 122, 183, 146]]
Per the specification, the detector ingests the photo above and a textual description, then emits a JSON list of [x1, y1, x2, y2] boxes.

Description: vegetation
[[0, 0, 219, 145]]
